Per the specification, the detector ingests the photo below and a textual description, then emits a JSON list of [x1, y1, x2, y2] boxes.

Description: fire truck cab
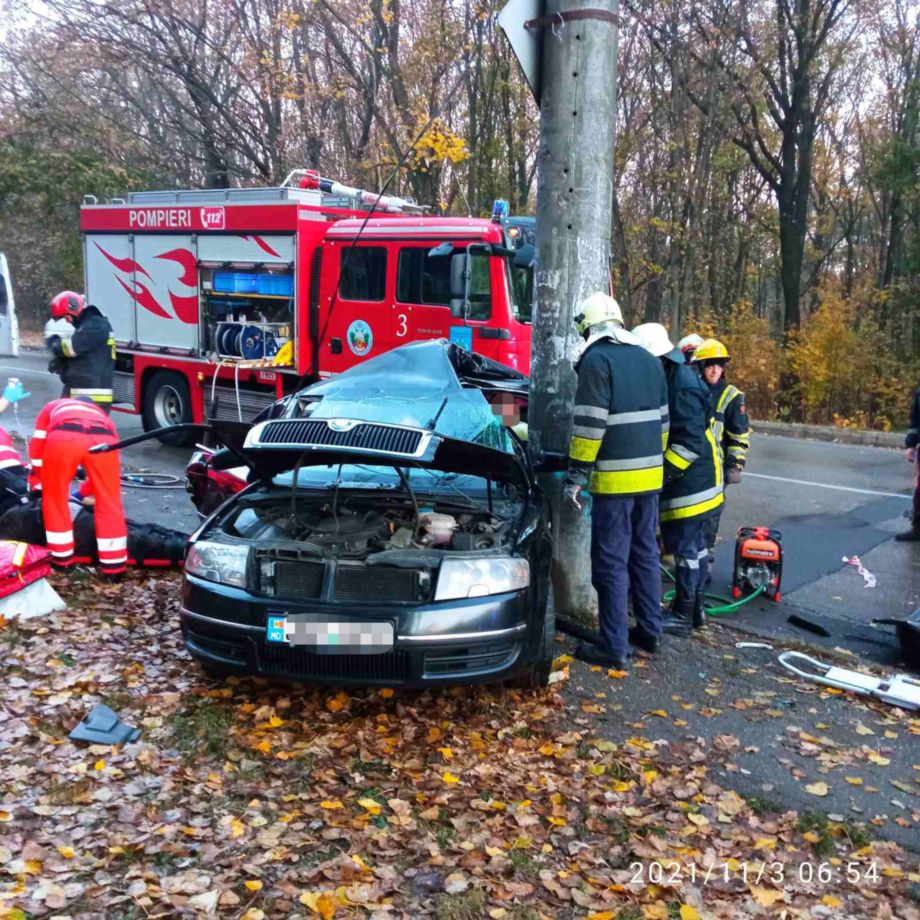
[[80, 172, 533, 439]]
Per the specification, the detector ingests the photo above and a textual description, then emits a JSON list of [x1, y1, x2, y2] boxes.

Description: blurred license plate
[[266, 616, 393, 653]]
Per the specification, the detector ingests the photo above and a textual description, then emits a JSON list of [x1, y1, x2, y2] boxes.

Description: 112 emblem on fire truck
[[347, 320, 373, 356]]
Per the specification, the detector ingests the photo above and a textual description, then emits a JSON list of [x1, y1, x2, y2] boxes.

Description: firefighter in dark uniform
[[896, 383, 920, 542], [692, 338, 750, 561], [564, 293, 669, 669], [46, 291, 115, 413], [633, 323, 723, 635]]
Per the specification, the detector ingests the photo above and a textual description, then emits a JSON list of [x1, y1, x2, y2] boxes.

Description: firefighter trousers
[[913, 453, 920, 525], [41, 428, 127, 574], [590, 494, 662, 658], [661, 516, 709, 613]]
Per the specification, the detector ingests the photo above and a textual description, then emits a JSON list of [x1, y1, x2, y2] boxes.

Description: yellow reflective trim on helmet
[[589, 465, 663, 495], [664, 447, 692, 471], [569, 435, 602, 463]]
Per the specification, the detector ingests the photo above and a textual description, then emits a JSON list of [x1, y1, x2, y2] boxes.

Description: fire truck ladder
[[283, 169, 429, 215]]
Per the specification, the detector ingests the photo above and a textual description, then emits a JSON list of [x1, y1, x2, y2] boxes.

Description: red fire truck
[[80, 171, 534, 440]]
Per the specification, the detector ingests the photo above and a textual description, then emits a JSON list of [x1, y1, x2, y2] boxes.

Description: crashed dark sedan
[[180, 340, 556, 688]]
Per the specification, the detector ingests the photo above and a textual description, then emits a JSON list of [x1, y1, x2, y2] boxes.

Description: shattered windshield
[[291, 341, 514, 453]]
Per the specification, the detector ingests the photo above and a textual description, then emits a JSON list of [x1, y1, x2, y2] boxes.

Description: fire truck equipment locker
[[132, 234, 199, 351]]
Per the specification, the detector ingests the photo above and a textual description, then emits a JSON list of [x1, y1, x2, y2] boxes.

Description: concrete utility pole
[[528, 0, 619, 617]]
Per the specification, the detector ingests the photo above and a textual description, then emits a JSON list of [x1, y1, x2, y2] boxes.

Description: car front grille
[[423, 641, 520, 678], [274, 560, 325, 599], [257, 554, 429, 604], [256, 419, 423, 455], [334, 565, 429, 603], [184, 628, 247, 664], [259, 645, 410, 683]]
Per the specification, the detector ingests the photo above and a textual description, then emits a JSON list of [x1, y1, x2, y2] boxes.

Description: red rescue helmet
[[50, 291, 85, 319]]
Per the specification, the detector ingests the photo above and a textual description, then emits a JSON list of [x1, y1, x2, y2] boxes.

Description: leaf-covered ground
[[1, 572, 918, 919]]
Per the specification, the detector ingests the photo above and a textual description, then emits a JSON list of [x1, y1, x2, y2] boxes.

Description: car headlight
[[435, 556, 530, 601], [185, 540, 249, 589]]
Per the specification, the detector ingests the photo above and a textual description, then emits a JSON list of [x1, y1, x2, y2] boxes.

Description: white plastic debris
[[778, 651, 920, 710], [0, 578, 66, 620], [842, 555, 877, 588]]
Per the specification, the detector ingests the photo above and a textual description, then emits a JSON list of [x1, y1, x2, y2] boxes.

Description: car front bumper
[[180, 574, 539, 687]]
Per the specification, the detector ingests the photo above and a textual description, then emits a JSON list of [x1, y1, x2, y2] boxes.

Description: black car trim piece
[[397, 623, 527, 645], [181, 607, 265, 635]]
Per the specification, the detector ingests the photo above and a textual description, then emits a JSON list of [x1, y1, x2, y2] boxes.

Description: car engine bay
[[223, 494, 515, 559]]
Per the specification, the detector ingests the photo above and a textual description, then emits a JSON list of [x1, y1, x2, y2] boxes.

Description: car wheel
[[142, 370, 195, 445], [508, 586, 556, 690]]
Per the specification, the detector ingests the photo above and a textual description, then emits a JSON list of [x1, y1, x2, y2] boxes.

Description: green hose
[[660, 563, 768, 616]]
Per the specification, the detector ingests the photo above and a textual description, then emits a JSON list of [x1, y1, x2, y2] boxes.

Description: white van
[[0, 254, 19, 357]]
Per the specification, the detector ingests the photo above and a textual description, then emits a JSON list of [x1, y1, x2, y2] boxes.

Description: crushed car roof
[[221, 340, 530, 485]]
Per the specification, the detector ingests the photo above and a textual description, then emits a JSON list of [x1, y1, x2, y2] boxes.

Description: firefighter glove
[[48, 335, 63, 357], [48, 357, 65, 376], [563, 483, 583, 511], [2, 380, 29, 404], [725, 467, 742, 485]]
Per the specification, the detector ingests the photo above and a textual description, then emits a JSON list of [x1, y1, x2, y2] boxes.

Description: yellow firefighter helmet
[[692, 338, 730, 363]]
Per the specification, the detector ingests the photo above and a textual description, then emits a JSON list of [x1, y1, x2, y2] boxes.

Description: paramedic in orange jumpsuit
[[28, 398, 127, 577]]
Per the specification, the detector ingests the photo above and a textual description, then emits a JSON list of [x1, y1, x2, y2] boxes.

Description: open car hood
[[214, 340, 530, 487]]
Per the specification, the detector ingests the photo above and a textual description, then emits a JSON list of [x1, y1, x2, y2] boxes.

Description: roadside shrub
[[787, 284, 918, 429]]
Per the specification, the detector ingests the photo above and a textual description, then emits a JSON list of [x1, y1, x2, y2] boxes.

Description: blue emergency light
[[491, 199, 510, 222]]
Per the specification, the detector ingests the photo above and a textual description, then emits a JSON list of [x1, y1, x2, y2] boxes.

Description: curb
[[752, 419, 905, 449]]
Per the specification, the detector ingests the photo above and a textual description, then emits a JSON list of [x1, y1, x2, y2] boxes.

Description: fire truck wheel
[[142, 371, 194, 445]]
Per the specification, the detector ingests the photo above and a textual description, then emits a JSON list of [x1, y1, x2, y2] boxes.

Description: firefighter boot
[[692, 593, 708, 631], [895, 519, 920, 542], [662, 599, 694, 638]]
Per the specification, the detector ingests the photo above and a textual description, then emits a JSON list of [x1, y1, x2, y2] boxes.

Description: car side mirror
[[514, 243, 535, 268], [449, 252, 470, 319]]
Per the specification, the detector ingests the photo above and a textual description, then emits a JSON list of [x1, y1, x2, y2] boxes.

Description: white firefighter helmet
[[632, 322, 679, 358], [678, 333, 704, 357], [573, 292, 624, 337]]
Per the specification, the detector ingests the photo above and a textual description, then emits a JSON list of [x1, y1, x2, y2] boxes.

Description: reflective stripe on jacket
[[660, 360, 723, 522], [567, 338, 669, 497], [710, 378, 750, 469]]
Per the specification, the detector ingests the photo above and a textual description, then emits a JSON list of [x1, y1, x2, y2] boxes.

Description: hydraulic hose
[[659, 563, 768, 615], [119, 473, 184, 489]]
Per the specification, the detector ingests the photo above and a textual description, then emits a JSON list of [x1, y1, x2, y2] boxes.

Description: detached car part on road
[[181, 341, 556, 688]]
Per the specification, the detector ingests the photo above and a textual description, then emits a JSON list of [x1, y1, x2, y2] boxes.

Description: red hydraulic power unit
[[732, 526, 783, 602]]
